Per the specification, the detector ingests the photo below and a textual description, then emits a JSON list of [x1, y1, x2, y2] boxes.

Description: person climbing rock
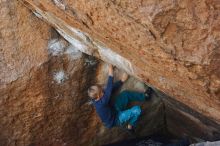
[[88, 64, 153, 133]]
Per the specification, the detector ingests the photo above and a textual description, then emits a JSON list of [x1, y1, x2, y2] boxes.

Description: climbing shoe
[[121, 124, 136, 135], [144, 87, 153, 100]]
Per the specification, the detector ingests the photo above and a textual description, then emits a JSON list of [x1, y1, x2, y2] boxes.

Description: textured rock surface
[[0, 2, 164, 145], [159, 91, 220, 141], [0, 0, 50, 84], [0, 1, 97, 145], [1, 0, 220, 146], [19, 0, 220, 124]]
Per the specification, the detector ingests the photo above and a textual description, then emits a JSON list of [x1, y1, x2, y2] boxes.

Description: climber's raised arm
[[100, 64, 114, 104], [112, 72, 129, 92]]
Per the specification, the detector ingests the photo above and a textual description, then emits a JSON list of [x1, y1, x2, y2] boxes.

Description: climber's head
[[88, 85, 103, 100]]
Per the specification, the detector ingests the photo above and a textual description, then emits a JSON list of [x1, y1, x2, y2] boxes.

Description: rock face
[[0, 2, 164, 145], [0, 0, 220, 146], [0, 0, 50, 84], [0, 1, 97, 145], [19, 0, 220, 123]]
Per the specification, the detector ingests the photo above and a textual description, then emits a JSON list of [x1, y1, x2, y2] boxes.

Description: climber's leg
[[114, 90, 145, 112], [116, 105, 141, 127]]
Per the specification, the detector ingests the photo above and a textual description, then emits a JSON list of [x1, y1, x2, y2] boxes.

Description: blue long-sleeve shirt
[[92, 76, 123, 128]]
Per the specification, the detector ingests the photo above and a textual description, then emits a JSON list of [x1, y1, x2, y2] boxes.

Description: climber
[[87, 64, 153, 133]]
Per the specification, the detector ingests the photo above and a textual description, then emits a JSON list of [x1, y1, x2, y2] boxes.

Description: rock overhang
[[19, 0, 220, 124]]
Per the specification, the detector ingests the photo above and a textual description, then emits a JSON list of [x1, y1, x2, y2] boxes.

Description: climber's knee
[[132, 106, 141, 116]]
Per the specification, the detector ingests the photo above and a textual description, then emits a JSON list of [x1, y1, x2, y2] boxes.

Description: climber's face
[[88, 85, 103, 100]]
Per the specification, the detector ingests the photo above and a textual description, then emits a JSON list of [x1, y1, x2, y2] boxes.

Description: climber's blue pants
[[114, 90, 146, 127]]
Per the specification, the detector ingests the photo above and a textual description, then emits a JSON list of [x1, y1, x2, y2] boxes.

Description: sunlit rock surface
[[0, 2, 163, 145], [19, 0, 220, 123]]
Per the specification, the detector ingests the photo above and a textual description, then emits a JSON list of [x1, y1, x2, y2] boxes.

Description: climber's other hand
[[108, 64, 114, 76], [121, 72, 129, 82]]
